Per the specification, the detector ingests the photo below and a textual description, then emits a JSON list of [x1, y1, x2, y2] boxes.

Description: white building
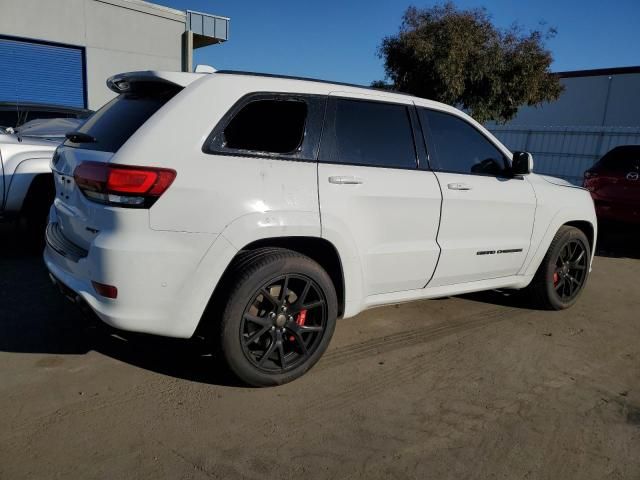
[[0, 0, 228, 110]]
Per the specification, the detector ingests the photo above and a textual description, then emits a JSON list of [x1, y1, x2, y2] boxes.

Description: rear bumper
[[48, 271, 97, 320], [43, 216, 237, 338]]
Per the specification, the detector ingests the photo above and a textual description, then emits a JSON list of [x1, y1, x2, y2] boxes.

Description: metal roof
[[556, 66, 640, 78]]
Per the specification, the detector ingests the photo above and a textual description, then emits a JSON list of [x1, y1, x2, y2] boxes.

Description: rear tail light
[[74, 162, 176, 208]]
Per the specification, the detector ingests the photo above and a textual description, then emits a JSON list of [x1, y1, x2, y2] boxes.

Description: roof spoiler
[[106, 71, 205, 93], [194, 64, 216, 73]]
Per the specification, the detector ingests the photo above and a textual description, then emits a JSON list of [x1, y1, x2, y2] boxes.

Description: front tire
[[218, 248, 337, 387], [526, 226, 591, 310]]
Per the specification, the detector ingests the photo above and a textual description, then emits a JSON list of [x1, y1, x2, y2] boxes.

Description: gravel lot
[[1, 223, 639, 479]]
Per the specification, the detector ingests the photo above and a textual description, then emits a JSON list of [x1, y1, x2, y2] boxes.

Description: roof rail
[[214, 70, 404, 95]]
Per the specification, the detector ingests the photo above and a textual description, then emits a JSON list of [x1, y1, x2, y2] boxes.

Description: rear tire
[[525, 226, 591, 310], [217, 248, 337, 387]]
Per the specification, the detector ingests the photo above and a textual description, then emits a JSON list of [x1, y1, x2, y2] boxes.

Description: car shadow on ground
[[0, 222, 242, 386], [1, 221, 638, 384], [595, 222, 640, 260]]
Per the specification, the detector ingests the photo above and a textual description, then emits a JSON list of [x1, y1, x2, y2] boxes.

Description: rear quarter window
[[203, 93, 325, 161], [223, 99, 307, 154], [64, 83, 180, 153]]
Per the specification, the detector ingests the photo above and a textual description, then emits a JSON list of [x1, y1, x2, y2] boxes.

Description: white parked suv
[[45, 70, 597, 386]]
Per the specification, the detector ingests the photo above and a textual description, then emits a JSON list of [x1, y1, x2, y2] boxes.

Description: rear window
[[63, 83, 180, 152], [595, 146, 640, 170]]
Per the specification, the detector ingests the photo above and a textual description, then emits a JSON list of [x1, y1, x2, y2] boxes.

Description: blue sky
[[156, 0, 639, 85]]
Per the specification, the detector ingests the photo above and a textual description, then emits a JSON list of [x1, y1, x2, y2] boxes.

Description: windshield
[[63, 82, 181, 153]]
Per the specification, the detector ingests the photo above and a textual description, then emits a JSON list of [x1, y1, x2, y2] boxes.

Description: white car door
[[318, 94, 442, 296], [417, 108, 537, 287]]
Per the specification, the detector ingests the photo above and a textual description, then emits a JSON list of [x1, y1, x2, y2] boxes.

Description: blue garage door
[[0, 36, 85, 108]]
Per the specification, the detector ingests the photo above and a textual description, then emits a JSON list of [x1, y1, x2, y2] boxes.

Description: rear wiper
[[66, 131, 96, 143]]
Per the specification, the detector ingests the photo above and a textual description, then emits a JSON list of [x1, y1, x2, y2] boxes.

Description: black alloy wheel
[[526, 225, 591, 310], [552, 239, 588, 302], [240, 274, 328, 373], [217, 248, 337, 386]]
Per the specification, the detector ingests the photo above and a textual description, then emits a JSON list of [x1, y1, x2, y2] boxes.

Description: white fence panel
[[489, 126, 640, 185]]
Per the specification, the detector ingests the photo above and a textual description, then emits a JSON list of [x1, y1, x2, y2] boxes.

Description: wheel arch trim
[[520, 209, 597, 278]]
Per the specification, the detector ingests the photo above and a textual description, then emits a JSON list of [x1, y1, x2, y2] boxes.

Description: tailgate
[[51, 146, 113, 251], [49, 75, 185, 251]]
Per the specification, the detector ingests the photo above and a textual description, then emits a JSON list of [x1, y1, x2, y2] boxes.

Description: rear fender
[[218, 210, 365, 319]]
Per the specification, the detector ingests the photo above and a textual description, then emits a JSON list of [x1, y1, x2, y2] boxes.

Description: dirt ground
[[1, 223, 639, 480]]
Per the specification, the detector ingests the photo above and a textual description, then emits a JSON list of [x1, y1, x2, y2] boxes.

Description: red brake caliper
[[553, 271, 559, 286], [289, 309, 307, 342]]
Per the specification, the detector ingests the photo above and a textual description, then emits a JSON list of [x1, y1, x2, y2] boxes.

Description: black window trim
[[418, 106, 518, 179], [318, 96, 422, 171], [413, 105, 433, 172], [202, 91, 326, 163]]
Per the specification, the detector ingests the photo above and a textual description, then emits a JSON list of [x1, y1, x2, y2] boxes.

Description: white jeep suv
[[45, 70, 597, 386]]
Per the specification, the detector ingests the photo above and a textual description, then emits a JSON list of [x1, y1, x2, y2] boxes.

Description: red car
[[584, 145, 640, 224]]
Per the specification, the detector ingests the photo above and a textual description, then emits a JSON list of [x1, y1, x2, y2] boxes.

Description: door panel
[[428, 172, 536, 287], [418, 107, 536, 287], [319, 163, 441, 295], [318, 96, 441, 296]]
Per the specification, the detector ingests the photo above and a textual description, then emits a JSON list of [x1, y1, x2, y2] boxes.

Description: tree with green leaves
[[376, 2, 563, 123]]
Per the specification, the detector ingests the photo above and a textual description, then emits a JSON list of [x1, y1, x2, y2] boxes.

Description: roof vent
[[195, 64, 216, 74]]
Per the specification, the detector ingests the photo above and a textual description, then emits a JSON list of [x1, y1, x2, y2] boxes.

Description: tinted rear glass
[[595, 146, 640, 170], [64, 83, 180, 152], [320, 99, 416, 169]]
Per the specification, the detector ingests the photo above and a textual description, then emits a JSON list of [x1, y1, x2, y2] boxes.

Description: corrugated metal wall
[[490, 126, 640, 185], [0, 36, 85, 108]]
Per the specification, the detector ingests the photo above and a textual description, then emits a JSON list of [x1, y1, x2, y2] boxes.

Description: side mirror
[[512, 151, 534, 175]]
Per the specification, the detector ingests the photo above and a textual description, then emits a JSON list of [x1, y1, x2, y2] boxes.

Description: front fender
[[520, 206, 597, 278]]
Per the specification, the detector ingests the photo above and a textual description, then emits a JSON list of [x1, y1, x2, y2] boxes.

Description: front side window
[[222, 99, 307, 154], [420, 109, 508, 176], [320, 98, 416, 169]]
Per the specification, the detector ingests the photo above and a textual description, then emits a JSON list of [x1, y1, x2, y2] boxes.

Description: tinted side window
[[321, 99, 416, 169], [223, 99, 307, 154], [420, 109, 508, 176]]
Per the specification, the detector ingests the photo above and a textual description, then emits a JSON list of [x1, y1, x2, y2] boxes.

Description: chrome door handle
[[447, 182, 472, 190], [328, 176, 364, 185]]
